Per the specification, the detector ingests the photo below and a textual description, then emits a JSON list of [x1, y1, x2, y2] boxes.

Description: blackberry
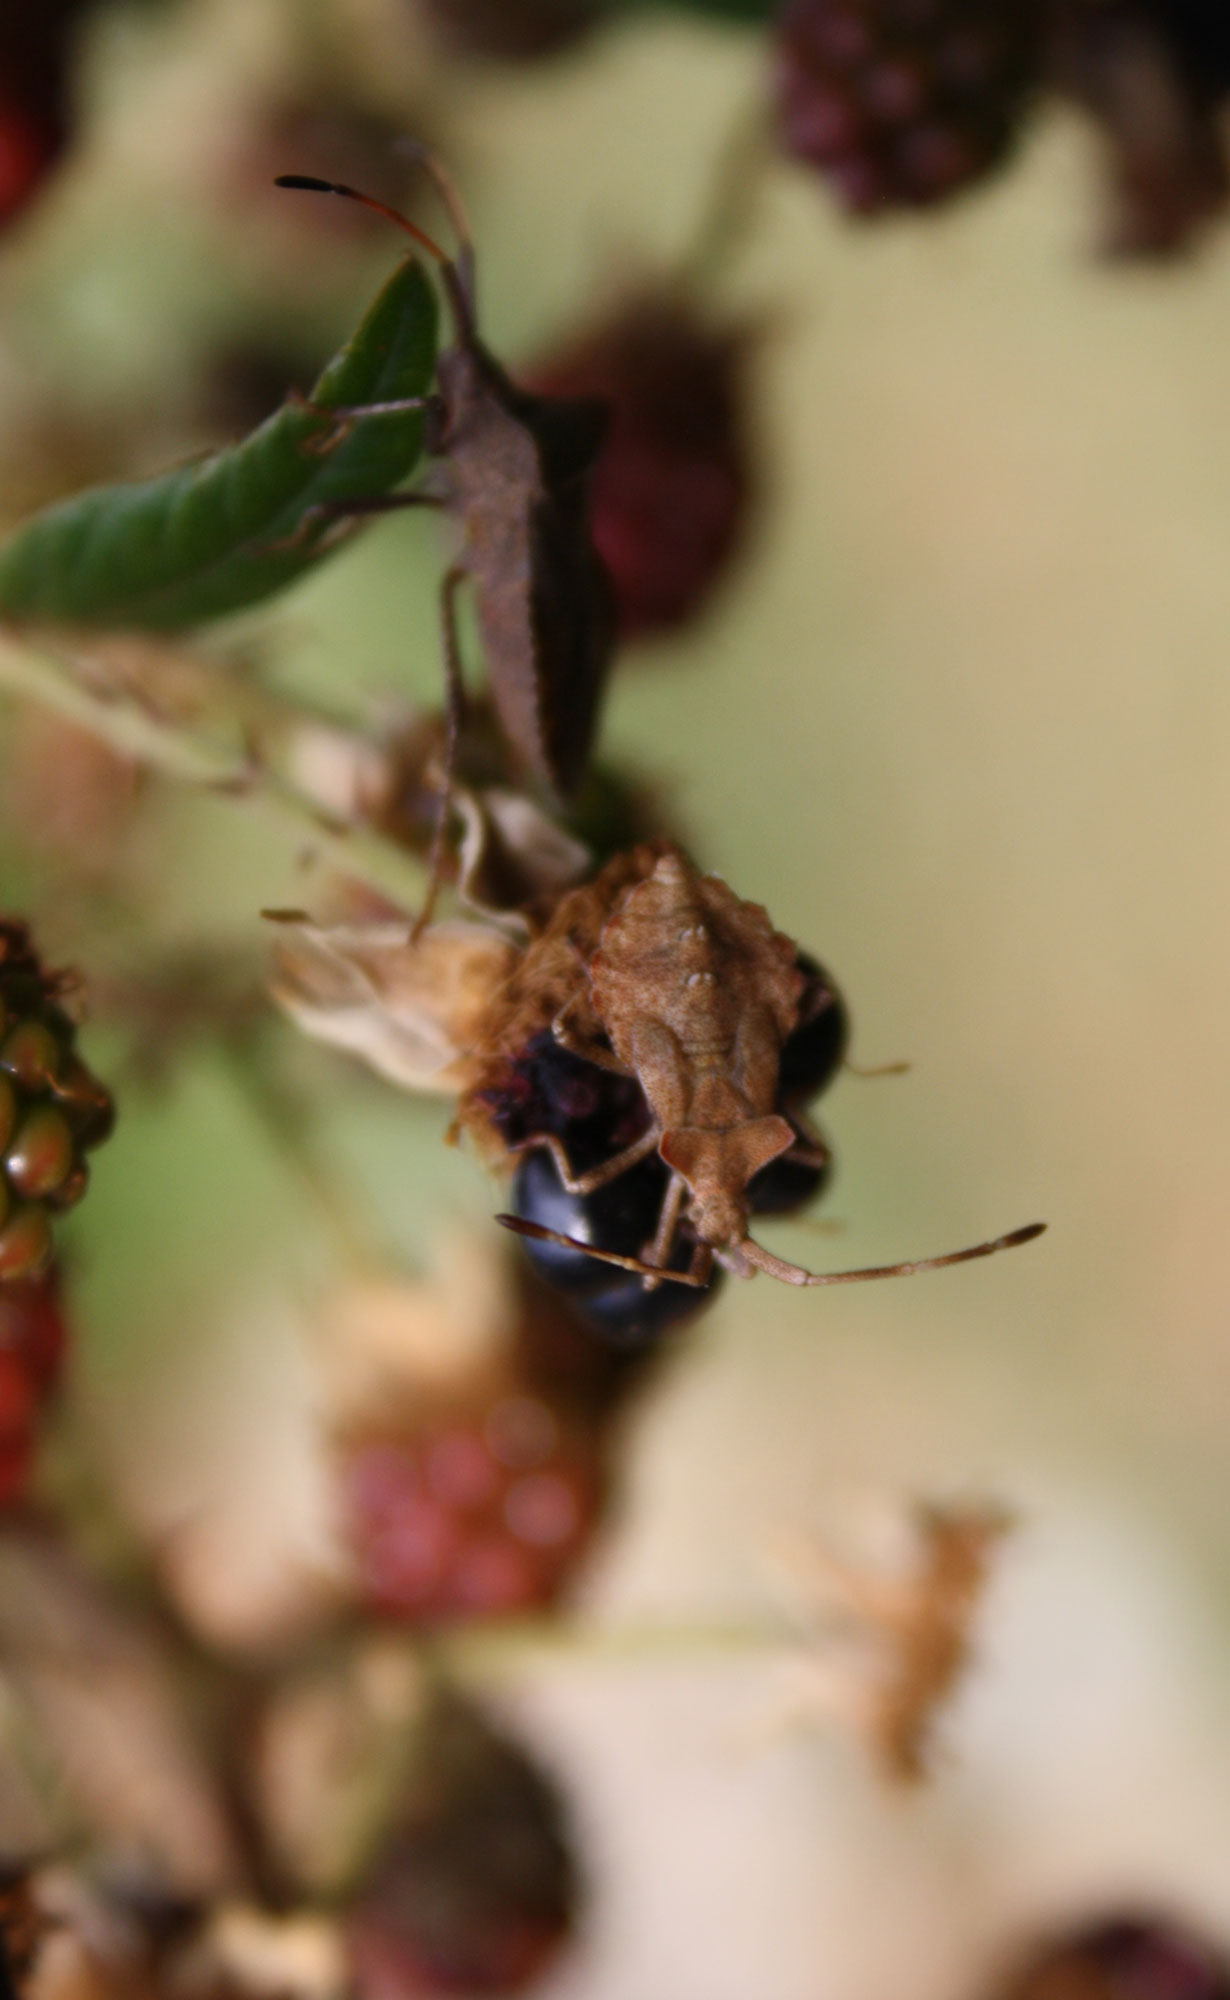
[[346, 1694, 580, 1996], [525, 293, 754, 640], [418, 0, 607, 61], [779, 950, 849, 1109], [0, 925, 113, 1283], [774, 0, 1042, 213], [1049, 0, 1230, 253], [511, 1145, 724, 1345], [0, 1269, 68, 1507], [341, 1384, 609, 1622], [475, 1029, 649, 1178], [0, 0, 91, 233], [1001, 1917, 1230, 2000]]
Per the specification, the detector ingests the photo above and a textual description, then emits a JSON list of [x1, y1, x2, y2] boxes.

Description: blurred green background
[[5, 4, 1230, 1996]]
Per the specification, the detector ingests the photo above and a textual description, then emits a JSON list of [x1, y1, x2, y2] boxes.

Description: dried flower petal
[[772, 1498, 1013, 1783], [270, 919, 517, 1096]]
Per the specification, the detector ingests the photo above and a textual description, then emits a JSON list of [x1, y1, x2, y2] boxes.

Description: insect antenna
[[396, 140, 477, 315], [495, 1214, 710, 1288], [274, 174, 476, 338], [740, 1220, 1046, 1288]]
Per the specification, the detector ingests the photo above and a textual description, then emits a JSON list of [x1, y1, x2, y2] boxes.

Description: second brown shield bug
[[275, 157, 615, 912]]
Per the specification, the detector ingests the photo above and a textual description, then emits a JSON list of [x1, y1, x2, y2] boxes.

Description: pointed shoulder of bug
[[590, 847, 802, 1039], [692, 872, 803, 1035]]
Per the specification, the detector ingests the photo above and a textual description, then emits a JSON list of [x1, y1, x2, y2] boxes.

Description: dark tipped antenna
[[499, 1211, 1046, 1291], [740, 1220, 1047, 1288], [274, 164, 477, 338], [495, 1214, 710, 1287]]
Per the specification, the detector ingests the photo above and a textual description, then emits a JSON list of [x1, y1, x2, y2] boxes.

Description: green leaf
[[0, 258, 438, 631]]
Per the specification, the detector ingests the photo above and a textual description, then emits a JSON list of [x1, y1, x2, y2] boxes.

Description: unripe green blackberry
[[0, 924, 113, 1282], [774, 0, 1042, 213]]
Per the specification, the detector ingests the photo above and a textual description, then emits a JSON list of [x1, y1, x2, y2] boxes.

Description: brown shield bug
[[275, 156, 615, 910], [496, 846, 1045, 1289]]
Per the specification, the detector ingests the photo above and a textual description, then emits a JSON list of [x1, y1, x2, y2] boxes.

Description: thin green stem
[[0, 625, 430, 917], [432, 1614, 793, 1685]]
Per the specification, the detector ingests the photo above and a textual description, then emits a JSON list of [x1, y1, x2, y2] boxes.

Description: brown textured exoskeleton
[[275, 157, 614, 915], [497, 846, 1045, 1288]]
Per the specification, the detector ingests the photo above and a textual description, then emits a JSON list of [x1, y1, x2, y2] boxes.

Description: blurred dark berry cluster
[[1048, 0, 1230, 253], [1001, 1914, 1230, 2000], [0, 0, 94, 232], [0, 1269, 67, 1506], [0, 923, 113, 1283], [774, 0, 1042, 212], [773, 0, 1230, 252], [527, 295, 756, 641], [346, 1693, 580, 1997], [417, 0, 609, 61]]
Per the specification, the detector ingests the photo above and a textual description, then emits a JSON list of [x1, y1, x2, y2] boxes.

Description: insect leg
[[511, 1122, 661, 1197], [308, 492, 447, 517], [739, 1221, 1046, 1288], [265, 490, 446, 554], [413, 563, 469, 939], [687, 1239, 715, 1284], [640, 1170, 688, 1290], [551, 999, 630, 1076], [781, 1107, 831, 1173]]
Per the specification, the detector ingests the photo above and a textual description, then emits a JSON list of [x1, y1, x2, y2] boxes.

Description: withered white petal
[[270, 918, 515, 1094]]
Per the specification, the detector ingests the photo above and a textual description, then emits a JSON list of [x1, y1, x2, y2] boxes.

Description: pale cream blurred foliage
[[5, 3, 1230, 1998]]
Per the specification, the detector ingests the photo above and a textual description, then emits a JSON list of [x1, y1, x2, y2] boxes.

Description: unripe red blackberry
[[526, 293, 754, 640], [1000, 1916, 1230, 2000], [0, 1268, 69, 1507], [418, 0, 607, 61], [346, 1694, 580, 1997], [341, 1385, 609, 1622], [0, 924, 114, 1283], [774, 0, 1042, 213]]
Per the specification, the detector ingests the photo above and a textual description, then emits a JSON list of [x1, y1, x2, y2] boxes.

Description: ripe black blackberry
[[774, 0, 1042, 213], [511, 1144, 725, 1344], [0, 923, 113, 1282]]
